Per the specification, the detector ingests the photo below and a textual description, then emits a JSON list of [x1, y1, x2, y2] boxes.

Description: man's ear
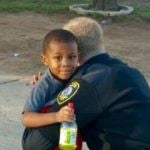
[[78, 51, 82, 65], [41, 54, 49, 66]]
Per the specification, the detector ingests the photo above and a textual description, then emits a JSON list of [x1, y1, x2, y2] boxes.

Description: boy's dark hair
[[43, 29, 78, 54]]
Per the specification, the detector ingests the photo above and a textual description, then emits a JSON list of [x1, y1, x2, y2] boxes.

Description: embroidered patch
[[57, 81, 80, 105]]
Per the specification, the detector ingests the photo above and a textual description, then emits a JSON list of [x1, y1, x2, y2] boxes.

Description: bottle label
[[59, 128, 77, 145]]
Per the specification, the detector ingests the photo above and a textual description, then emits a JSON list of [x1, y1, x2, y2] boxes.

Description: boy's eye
[[53, 56, 62, 60]]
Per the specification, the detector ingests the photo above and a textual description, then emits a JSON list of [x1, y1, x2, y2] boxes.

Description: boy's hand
[[31, 72, 43, 85], [56, 106, 75, 123]]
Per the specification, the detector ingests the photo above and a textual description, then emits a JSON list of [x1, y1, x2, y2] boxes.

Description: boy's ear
[[41, 54, 49, 66]]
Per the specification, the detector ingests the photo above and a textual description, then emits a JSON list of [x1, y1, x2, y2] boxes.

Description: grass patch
[[0, 0, 149, 21], [0, 0, 90, 13], [131, 3, 150, 21]]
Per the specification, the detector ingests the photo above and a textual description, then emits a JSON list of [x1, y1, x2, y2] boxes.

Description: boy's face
[[42, 41, 79, 80]]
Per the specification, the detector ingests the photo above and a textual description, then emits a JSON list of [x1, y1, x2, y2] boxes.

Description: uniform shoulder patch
[[57, 81, 80, 105]]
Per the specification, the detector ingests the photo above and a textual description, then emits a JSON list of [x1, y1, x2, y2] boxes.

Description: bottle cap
[[68, 102, 74, 110]]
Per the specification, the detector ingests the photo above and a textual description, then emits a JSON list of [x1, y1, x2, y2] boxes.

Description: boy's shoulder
[[33, 69, 66, 94]]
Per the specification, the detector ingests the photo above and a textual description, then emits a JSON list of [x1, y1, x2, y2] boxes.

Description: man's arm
[[48, 79, 102, 129], [31, 78, 102, 149]]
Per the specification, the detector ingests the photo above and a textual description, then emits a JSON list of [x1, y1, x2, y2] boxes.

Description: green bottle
[[59, 103, 77, 150]]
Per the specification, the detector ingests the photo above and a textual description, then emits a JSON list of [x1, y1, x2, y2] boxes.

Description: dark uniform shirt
[[56, 53, 150, 149], [24, 53, 150, 150]]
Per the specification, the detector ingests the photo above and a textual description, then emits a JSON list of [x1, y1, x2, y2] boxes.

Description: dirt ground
[[0, 12, 150, 81]]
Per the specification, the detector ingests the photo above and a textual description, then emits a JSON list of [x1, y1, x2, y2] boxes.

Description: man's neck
[[80, 50, 106, 65]]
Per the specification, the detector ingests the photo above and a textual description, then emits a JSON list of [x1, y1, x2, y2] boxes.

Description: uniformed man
[[23, 17, 150, 150]]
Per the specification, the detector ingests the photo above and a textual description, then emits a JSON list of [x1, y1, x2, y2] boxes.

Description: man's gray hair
[[63, 17, 105, 58]]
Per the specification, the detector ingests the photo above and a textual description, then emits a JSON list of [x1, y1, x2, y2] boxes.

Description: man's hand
[[31, 72, 43, 85]]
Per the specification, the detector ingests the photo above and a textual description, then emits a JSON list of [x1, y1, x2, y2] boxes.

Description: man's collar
[[83, 53, 109, 65]]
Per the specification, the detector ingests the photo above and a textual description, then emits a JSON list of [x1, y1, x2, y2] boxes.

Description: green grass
[[0, 0, 90, 13], [130, 3, 150, 21], [0, 0, 149, 21]]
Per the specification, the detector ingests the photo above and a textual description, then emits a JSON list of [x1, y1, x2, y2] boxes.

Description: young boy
[[22, 29, 80, 149]]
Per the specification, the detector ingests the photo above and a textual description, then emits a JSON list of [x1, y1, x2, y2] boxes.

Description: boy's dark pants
[[22, 105, 61, 150], [22, 124, 60, 150]]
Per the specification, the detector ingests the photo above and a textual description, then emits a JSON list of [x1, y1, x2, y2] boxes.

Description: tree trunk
[[93, 0, 118, 11]]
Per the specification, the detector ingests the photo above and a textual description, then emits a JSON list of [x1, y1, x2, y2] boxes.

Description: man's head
[[42, 29, 79, 81], [63, 17, 105, 63]]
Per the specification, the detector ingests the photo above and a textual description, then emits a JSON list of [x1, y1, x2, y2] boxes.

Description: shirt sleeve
[[23, 83, 47, 113], [55, 79, 103, 129]]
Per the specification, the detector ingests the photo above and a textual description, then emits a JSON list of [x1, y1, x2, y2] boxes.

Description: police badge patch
[[57, 81, 80, 105]]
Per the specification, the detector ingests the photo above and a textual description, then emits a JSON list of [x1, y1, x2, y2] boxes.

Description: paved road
[[0, 70, 89, 150], [0, 71, 31, 150]]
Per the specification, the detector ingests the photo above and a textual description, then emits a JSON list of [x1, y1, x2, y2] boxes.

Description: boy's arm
[[22, 112, 57, 127], [22, 106, 75, 128]]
